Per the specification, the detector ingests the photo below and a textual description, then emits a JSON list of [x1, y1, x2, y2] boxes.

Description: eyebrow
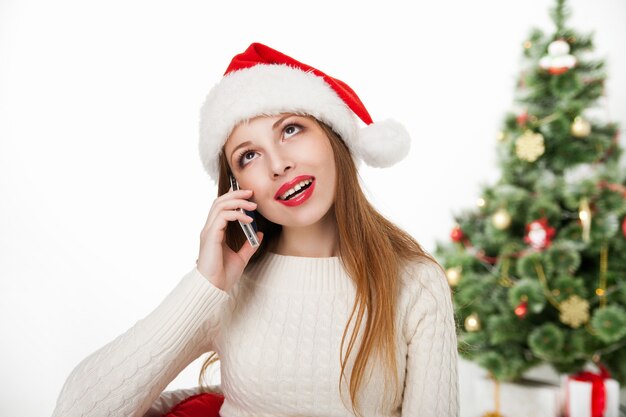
[[230, 140, 252, 164], [272, 114, 293, 129], [229, 114, 295, 162]]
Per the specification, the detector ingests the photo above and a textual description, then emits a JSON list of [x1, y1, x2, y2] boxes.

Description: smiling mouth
[[278, 178, 314, 201]]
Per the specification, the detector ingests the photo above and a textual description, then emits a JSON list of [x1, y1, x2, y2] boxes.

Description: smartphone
[[229, 174, 260, 248]]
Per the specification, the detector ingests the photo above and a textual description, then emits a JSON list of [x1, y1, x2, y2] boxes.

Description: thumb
[[238, 231, 264, 264]]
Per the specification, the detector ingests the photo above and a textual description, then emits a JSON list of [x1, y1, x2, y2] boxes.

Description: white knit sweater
[[52, 253, 459, 417]]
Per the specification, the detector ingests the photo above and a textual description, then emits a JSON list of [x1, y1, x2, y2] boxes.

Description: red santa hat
[[199, 42, 411, 181]]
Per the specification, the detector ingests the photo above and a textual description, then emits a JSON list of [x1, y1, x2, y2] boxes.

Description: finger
[[204, 194, 255, 231], [237, 231, 264, 264], [215, 198, 257, 212], [205, 203, 254, 229], [201, 208, 252, 239], [206, 210, 253, 234], [223, 189, 253, 199], [210, 189, 253, 211]]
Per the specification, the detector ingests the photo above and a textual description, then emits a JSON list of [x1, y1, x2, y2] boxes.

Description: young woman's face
[[224, 114, 337, 229]]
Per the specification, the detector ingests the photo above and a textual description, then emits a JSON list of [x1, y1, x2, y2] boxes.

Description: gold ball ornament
[[477, 197, 486, 208], [571, 116, 591, 138], [465, 313, 481, 332], [559, 295, 590, 328], [515, 130, 545, 162], [446, 266, 463, 287], [492, 208, 512, 230]]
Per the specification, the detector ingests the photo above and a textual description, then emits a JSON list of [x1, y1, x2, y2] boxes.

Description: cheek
[[239, 177, 273, 208], [298, 137, 335, 167], [319, 144, 337, 180]]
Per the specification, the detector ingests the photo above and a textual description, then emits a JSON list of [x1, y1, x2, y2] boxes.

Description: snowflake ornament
[[559, 295, 590, 328], [516, 131, 545, 162]]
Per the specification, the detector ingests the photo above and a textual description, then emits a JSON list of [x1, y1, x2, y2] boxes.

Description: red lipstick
[[275, 175, 315, 207]]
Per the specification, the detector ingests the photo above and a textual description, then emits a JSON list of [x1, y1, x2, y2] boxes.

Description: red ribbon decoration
[[570, 366, 611, 417]]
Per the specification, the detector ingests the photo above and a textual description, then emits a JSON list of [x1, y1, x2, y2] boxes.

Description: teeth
[[280, 179, 313, 200]]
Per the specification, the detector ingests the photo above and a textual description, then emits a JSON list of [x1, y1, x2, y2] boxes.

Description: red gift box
[[563, 366, 619, 417]]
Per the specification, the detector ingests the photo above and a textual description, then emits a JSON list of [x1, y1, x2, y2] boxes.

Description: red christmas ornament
[[515, 300, 528, 318], [517, 111, 529, 127], [524, 217, 556, 250], [622, 216, 626, 238], [450, 225, 464, 242]]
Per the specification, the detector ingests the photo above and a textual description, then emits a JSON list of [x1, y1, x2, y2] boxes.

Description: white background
[[1, 1, 625, 416]]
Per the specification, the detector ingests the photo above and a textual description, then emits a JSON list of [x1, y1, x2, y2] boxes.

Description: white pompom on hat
[[199, 42, 411, 181]]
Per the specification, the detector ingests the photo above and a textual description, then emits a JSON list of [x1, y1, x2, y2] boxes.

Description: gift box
[[562, 368, 620, 417], [472, 376, 561, 417]]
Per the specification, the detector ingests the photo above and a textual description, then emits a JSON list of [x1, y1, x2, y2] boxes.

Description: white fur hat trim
[[198, 64, 410, 181]]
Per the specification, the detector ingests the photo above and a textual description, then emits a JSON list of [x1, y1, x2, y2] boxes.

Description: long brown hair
[[199, 116, 440, 415]]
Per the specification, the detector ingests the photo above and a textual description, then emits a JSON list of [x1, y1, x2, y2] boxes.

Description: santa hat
[[199, 42, 411, 181]]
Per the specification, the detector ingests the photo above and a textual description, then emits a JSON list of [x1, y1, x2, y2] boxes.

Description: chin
[[261, 203, 334, 229]]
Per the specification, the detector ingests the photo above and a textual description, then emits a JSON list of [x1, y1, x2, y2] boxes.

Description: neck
[[272, 210, 339, 258]]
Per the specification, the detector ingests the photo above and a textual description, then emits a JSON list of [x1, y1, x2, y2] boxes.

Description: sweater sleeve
[[51, 267, 229, 417], [401, 261, 460, 417]]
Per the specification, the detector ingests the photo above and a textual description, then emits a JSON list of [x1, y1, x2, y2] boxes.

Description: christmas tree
[[435, 0, 626, 384]]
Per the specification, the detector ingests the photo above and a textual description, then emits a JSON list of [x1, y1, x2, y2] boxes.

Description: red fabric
[[569, 366, 611, 417], [163, 392, 224, 417], [224, 42, 374, 126]]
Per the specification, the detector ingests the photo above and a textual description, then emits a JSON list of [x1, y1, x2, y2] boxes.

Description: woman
[[52, 42, 459, 417]]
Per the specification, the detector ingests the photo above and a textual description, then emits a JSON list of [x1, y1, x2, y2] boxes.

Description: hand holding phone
[[195, 180, 261, 292], [229, 175, 260, 248]]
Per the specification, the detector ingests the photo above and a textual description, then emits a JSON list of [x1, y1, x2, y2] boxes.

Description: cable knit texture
[[52, 253, 459, 417]]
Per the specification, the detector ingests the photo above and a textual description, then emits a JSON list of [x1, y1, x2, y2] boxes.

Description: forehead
[[224, 113, 313, 150], [223, 114, 278, 152], [234, 114, 282, 134]]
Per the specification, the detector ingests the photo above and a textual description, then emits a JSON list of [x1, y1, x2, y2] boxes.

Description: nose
[[269, 150, 294, 178]]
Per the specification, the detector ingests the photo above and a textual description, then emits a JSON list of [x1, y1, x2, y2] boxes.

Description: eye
[[238, 149, 259, 168], [283, 123, 303, 139]]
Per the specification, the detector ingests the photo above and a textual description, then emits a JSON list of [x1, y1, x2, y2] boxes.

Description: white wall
[[1, 1, 624, 416]]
